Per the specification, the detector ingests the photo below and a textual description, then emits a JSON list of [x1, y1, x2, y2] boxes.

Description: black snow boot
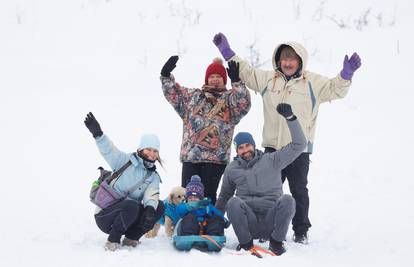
[[236, 240, 254, 251], [269, 238, 286, 256], [293, 232, 308, 244]]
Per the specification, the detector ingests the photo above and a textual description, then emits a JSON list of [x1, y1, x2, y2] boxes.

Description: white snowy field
[[0, 0, 413, 266]]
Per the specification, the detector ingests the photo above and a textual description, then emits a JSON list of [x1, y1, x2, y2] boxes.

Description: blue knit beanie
[[186, 175, 204, 199], [138, 134, 160, 151], [233, 132, 255, 149]]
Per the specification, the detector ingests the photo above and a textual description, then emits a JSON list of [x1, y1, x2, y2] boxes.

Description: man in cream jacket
[[213, 32, 361, 243]]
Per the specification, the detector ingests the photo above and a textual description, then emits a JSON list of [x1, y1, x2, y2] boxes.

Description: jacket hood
[[272, 42, 309, 74]]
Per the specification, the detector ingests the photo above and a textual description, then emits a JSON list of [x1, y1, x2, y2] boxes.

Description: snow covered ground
[[1, 0, 413, 266]]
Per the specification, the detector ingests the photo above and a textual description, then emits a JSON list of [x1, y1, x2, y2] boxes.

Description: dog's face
[[168, 186, 186, 206]]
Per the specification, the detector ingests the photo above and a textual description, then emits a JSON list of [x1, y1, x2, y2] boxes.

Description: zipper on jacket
[[272, 70, 288, 149], [280, 82, 288, 103], [245, 166, 252, 195], [279, 80, 289, 148]]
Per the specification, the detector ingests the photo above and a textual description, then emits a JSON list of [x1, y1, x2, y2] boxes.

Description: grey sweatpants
[[226, 195, 295, 244]]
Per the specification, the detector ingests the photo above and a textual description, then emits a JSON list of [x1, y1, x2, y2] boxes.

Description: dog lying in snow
[[145, 186, 186, 238]]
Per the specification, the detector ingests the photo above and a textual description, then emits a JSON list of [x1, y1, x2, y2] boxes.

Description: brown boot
[[121, 237, 139, 247], [104, 241, 120, 251]]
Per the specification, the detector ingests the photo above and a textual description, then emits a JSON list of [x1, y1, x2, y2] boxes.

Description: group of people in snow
[[84, 32, 361, 256]]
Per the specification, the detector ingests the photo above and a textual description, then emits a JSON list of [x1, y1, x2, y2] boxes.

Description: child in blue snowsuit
[[177, 175, 229, 236]]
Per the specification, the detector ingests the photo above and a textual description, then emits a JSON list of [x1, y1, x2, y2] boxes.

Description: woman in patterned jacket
[[160, 56, 251, 204]]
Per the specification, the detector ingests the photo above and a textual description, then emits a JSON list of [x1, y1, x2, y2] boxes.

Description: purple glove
[[213, 33, 236, 61], [340, 52, 361, 80]]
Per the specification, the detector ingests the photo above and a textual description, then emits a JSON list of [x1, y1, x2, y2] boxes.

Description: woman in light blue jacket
[[84, 112, 164, 251]]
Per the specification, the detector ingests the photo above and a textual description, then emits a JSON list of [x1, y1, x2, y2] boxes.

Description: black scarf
[[136, 153, 157, 171]]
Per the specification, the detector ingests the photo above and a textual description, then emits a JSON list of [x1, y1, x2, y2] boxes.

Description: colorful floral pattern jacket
[[161, 75, 251, 164]]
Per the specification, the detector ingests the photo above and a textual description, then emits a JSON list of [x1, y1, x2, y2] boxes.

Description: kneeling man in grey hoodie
[[216, 103, 306, 257]]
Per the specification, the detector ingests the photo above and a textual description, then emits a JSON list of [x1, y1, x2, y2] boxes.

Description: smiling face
[[237, 143, 255, 161], [207, 74, 225, 87], [278, 45, 301, 77], [140, 148, 159, 161], [204, 59, 227, 86], [280, 57, 300, 77]]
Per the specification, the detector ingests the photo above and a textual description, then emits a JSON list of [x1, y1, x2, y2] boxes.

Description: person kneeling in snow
[[84, 113, 164, 251], [176, 175, 229, 240], [216, 104, 306, 258]]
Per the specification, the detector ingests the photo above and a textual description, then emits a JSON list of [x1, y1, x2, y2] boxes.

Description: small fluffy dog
[[145, 186, 186, 238]]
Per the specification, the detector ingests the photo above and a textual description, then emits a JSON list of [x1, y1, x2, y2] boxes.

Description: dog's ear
[[168, 190, 174, 204]]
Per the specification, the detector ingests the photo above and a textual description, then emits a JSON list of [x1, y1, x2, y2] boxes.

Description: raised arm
[[160, 56, 196, 119], [213, 33, 273, 93], [271, 104, 307, 169], [314, 52, 361, 103], [84, 112, 128, 170], [226, 61, 251, 124]]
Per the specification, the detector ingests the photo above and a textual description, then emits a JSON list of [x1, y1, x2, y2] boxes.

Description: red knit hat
[[205, 58, 227, 85]]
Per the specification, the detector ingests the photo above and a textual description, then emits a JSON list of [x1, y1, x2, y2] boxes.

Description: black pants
[[265, 148, 312, 235], [179, 213, 225, 236], [181, 162, 226, 205], [94, 199, 164, 243]]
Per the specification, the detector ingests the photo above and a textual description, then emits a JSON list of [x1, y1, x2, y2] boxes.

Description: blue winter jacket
[[95, 134, 161, 209], [176, 199, 226, 223], [159, 198, 181, 226]]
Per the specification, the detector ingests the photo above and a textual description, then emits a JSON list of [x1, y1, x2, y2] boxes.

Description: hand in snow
[[161, 56, 179, 77], [84, 112, 103, 138]]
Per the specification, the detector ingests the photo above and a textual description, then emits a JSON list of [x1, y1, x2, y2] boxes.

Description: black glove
[[226, 60, 240, 83], [224, 218, 231, 229], [161, 56, 179, 77], [84, 112, 103, 138], [276, 103, 295, 120], [141, 206, 159, 233]]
